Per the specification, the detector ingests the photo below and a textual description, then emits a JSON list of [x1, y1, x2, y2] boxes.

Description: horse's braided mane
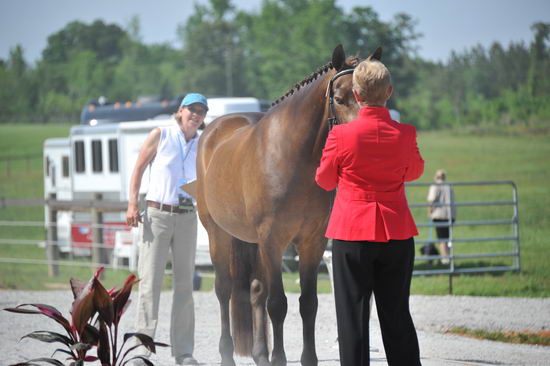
[[270, 55, 360, 108]]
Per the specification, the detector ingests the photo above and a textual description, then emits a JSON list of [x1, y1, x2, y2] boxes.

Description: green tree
[[111, 42, 185, 100], [399, 21, 550, 130], [527, 22, 550, 97], [237, 0, 344, 99], [234, 0, 420, 101], [0, 45, 35, 122], [1, 4, 547, 129], [177, 0, 247, 96], [42, 20, 127, 65], [29, 20, 130, 122], [113, 16, 186, 99], [341, 7, 420, 103]]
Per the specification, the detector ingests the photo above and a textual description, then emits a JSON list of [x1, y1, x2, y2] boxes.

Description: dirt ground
[[2, 290, 550, 365]]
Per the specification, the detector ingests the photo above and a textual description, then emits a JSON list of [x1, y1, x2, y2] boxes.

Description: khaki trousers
[[135, 206, 197, 359]]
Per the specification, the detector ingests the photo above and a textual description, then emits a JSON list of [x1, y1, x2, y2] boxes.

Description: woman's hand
[[126, 203, 142, 227]]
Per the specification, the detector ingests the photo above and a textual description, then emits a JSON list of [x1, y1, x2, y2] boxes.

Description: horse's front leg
[[208, 225, 237, 366], [260, 239, 288, 366], [215, 267, 236, 366], [296, 234, 327, 366]]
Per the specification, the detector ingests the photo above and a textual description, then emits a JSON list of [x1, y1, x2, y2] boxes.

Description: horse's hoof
[[270, 354, 287, 366], [255, 356, 270, 366], [300, 353, 318, 366], [221, 358, 236, 366]]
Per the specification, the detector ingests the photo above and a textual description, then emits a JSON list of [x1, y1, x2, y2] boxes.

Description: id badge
[[178, 195, 193, 209], [177, 178, 193, 209]]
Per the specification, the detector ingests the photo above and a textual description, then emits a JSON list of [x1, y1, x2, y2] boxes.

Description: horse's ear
[[367, 46, 383, 61], [332, 44, 346, 71]]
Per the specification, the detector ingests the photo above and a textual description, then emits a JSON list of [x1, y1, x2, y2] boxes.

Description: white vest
[[145, 125, 198, 205]]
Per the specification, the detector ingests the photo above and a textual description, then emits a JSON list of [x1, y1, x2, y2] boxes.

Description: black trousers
[[332, 238, 421, 366]]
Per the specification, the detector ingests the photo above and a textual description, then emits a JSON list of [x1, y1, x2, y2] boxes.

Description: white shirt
[[427, 182, 456, 220], [145, 125, 198, 205]]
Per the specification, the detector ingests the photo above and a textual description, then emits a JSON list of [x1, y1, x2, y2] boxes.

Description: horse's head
[[327, 45, 383, 127]]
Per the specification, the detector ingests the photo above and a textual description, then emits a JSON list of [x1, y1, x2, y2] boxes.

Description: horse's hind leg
[[295, 233, 327, 366], [206, 220, 237, 366], [250, 277, 270, 366]]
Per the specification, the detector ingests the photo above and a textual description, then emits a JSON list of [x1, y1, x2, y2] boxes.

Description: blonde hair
[[434, 169, 447, 182], [352, 59, 392, 105]]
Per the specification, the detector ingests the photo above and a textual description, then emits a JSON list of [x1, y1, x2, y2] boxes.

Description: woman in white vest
[[126, 93, 208, 365]]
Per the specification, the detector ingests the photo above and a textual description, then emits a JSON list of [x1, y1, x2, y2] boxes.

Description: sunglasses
[[187, 105, 207, 116]]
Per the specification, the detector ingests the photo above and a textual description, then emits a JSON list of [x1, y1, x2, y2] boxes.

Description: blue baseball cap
[[180, 93, 209, 111]]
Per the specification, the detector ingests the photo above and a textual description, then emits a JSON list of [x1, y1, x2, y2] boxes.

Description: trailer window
[[92, 140, 103, 173], [62, 156, 69, 177], [45, 156, 50, 177], [108, 139, 119, 172], [74, 141, 85, 173]]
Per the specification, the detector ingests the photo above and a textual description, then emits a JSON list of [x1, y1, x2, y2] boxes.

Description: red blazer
[[316, 107, 424, 242]]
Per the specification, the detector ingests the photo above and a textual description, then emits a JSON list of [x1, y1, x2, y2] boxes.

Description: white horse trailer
[[44, 97, 268, 266], [44, 119, 173, 259], [43, 138, 73, 254], [204, 97, 270, 125]]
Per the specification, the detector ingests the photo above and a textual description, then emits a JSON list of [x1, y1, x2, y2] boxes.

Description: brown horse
[[196, 45, 381, 366]]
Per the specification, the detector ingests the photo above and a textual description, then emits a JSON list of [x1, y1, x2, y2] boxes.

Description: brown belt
[[146, 200, 194, 214]]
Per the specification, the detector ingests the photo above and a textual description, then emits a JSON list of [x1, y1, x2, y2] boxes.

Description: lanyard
[[177, 132, 196, 184], [178, 132, 196, 165]]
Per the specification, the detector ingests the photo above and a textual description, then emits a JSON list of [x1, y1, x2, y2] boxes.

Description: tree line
[[0, 0, 548, 130]]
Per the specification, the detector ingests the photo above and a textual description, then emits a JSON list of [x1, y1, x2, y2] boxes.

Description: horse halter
[[325, 67, 355, 131]]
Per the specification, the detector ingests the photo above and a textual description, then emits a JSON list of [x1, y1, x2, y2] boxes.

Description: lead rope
[[327, 106, 337, 221], [325, 68, 355, 227]]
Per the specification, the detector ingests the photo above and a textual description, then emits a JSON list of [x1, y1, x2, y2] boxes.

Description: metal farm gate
[[406, 180, 520, 292]]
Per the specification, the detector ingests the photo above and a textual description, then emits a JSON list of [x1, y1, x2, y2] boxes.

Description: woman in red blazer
[[316, 57, 424, 366]]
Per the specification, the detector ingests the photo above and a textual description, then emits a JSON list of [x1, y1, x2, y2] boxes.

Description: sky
[[0, 0, 549, 64]]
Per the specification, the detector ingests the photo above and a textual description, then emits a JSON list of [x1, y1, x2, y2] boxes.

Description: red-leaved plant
[[3, 267, 168, 366]]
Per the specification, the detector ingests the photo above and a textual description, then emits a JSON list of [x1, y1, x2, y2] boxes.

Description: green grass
[[0, 124, 549, 296], [407, 131, 550, 296], [0, 123, 72, 155], [0, 123, 72, 197]]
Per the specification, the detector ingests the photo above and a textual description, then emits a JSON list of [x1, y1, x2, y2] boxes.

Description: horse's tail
[[230, 239, 258, 356]]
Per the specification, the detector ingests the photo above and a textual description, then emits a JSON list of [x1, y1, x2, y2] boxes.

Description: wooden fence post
[[91, 193, 105, 277], [46, 193, 59, 277]]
